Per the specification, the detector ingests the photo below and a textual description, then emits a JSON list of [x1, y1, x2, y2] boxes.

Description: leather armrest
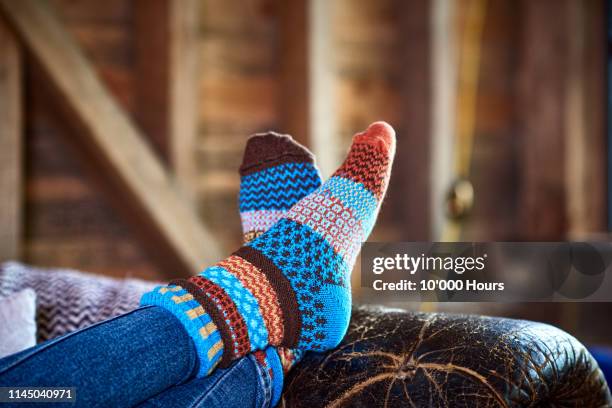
[[283, 305, 611, 407]]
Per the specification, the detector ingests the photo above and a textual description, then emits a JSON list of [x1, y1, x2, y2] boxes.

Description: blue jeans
[[0, 306, 278, 407]]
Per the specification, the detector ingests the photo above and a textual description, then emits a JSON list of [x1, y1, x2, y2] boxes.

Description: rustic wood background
[[0, 0, 608, 343]]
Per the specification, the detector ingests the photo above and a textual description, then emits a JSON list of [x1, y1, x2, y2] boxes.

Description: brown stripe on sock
[[239, 132, 315, 176], [241, 155, 313, 176], [170, 279, 234, 364], [171, 278, 249, 367], [233, 246, 301, 348]]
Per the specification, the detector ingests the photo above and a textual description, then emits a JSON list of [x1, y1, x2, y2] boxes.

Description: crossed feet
[[142, 121, 396, 383]]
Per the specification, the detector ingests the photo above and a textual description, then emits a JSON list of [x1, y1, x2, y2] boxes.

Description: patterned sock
[[238, 133, 322, 404], [239, 132, 322, 243], [141, 121, 396, 378]]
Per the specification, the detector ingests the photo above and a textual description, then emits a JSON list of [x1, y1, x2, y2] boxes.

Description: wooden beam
[[430, 0, 457, 240], [169, 0, 200, 200], [516, 0, 569, 240], [278, 0, 309, 146], [308, 0, 339, 177], [0, 0, 222, 274], [133, 0, 200, 200], [395, 0, 432, 241], [564, 0, 606, 237], [0, 18, 22, 261], [133, 0, 171, 163], [279, 0, 338, 176]]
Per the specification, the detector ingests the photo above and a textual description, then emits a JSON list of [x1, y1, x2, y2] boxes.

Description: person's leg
[[238, 131, 319, 382], [0, 306, 198, 407], [137, 349, 282, 408]]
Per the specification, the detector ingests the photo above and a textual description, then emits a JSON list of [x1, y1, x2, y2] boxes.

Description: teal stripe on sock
[[201, 266, 270, 350]]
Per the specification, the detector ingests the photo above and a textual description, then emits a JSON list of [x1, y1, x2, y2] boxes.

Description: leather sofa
[[283, 306, 612, 407]]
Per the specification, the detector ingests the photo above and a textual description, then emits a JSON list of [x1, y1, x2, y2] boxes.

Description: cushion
[[0, 288, 37, 358]]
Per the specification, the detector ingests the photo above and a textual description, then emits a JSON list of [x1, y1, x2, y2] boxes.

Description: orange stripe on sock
[[333, 142, 391, 200], [217, 255, 285, 345]]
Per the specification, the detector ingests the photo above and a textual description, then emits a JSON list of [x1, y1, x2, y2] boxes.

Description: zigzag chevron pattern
[[0, 262, 157, 342], [333, 141, 391, 199], [239, 163, 321, 211]]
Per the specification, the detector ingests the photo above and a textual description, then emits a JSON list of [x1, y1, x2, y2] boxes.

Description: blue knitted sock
[[141, 122, 396, 377], [238, 133, 322, 401], [239, 132, 322, 243]]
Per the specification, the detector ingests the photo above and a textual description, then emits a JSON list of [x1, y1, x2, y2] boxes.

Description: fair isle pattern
[[217, 256, 285, 345], [286, 193, 365, 264], [200, 266, 269, 350], [0, 262, 156, 342], [142, 122, 394, 374], [333, 138, 392, 199], [249, 218, 351, 350], [184, 275, 250, 359], [319, 176, 379, 236], [239, 162, 321, 212], [240, 161, 322, 244]]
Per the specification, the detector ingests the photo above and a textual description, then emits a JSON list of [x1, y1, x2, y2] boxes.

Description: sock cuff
[[240, 132, 315, 176], [171, 277, 248, 367]]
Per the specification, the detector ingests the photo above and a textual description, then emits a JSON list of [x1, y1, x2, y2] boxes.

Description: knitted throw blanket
[[0, 262, 157, 342]]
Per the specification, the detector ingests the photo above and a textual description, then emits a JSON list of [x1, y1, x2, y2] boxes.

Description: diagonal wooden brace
[[0, 0, 222, 276]]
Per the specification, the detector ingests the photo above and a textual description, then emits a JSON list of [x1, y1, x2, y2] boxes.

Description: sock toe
[[332, 121, 396, 200], [240, 132, 315, 175], [353, 121, 396, 155]]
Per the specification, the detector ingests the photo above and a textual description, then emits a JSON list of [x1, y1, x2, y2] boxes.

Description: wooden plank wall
[[195, 0, 412, 250], [14, 0, 607, 280], [195, 0, 280, 250], [24, 0, 165, 279]]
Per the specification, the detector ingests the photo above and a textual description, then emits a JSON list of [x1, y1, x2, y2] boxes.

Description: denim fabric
[[0, 306, 198, 407], [0, 306, 277, 408], [262, 347, 284, 407], [139, 353, 275, 408]]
